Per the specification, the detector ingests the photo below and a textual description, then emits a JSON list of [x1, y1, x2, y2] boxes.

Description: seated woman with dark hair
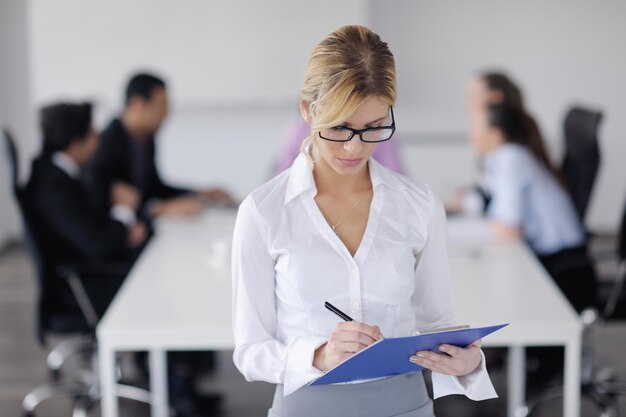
[[469, 103, 596, 312]]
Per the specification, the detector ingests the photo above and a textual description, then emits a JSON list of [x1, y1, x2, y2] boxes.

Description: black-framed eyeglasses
[[318, 107, 396, 143]]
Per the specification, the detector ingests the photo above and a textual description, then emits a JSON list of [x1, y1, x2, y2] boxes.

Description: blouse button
[[352, 299, 361, 308]]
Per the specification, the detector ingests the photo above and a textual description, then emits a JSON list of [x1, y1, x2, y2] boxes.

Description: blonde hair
[[300, 25, 397, 156]]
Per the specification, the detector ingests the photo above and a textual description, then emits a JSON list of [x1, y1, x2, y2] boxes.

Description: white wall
[[155, 105, 299, 200], [29, 0, 367, 108], [0, 0, 35, 247], [369, 0, 626, 232]]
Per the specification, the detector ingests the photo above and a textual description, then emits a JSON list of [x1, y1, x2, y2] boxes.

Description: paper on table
[[416, 324, 470, 335]]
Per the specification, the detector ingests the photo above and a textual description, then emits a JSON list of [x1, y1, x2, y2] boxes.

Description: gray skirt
[[268, 372, 434, 417]]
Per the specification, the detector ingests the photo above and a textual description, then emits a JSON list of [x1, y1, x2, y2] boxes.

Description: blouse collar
[[284, 148, 407, 204]]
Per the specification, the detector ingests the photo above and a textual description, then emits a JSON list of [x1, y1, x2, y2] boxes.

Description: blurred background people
[[451, 72, 597, 312], [448, 72, 556, 215], [467, 72, 555, 181], [457, 73, 600, 395], [88, 73, 234, 223], [469, 102, 596, 312], [25, 102, 147, 320]]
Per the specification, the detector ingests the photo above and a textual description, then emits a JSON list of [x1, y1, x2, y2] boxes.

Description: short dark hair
[[40, 102, 92, 155], [125, 72, 166, 106]]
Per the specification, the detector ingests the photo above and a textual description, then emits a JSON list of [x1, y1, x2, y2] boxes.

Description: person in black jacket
[[26, 102, 148, 318], [88, 72, 233, 221]]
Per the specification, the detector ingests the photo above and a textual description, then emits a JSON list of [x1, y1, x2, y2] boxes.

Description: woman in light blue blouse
[[470, 103, 596, 312]]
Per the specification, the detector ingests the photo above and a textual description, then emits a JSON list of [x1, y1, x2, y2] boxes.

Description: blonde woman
[[232, 25, 497, 417]]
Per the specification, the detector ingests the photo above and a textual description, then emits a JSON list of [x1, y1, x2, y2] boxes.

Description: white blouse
[[231, 153, 497, 399]]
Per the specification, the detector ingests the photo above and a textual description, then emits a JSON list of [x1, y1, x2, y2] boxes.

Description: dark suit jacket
[[25, 156, 131, 315], [88, 118, 189, 218]]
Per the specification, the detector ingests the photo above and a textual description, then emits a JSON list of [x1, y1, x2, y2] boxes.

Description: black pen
[[324, 301, 354, 322], [324, 301, 384, 339]]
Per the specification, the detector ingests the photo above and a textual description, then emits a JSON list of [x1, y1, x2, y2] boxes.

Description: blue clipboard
[[310, 323, 508, 386]]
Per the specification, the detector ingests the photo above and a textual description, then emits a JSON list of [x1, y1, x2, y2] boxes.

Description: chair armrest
[[55, 262, 132, 328], [604, 260, 626, 318], [57, 262, 131, 279]]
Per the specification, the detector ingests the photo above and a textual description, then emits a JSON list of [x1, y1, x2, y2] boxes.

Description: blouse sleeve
[[231, 196, 326, 395], [412, 194, 498, 401]]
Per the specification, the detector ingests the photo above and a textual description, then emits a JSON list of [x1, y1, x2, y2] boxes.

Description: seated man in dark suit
[[26, 102, 147, 319], [89, 74, 225, 416], [88, 72, 233, 221]]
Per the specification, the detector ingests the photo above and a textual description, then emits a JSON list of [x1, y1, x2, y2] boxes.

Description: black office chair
[[561, 106, 603, 223], [3, 128, 93, 377], [1, 129, 150, 417], [521, 201, 626, 417], [3, 128, 19, 190]]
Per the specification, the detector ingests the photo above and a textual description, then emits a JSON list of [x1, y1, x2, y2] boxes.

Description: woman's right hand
[[313, 322, 383, 371]]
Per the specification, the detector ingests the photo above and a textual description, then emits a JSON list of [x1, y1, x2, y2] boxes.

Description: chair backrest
[[4, 131, 92, 344], [20, 195, 53, 344], [2, 132, 52, 343], [1, 131, 45, 342], [561, 106, 602, 222], [1, 128, 19, 192]]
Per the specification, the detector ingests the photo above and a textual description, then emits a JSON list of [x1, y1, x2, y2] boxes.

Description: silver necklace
[[329, 195, 365, 236]]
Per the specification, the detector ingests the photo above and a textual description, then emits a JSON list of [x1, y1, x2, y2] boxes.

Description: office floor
[[2, 241, 626, 417]]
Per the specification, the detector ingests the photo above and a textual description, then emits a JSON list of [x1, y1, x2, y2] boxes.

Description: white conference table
[[98, 210, 582, 417], [98, 208, 236, 417], [447, 217, 582, 417]]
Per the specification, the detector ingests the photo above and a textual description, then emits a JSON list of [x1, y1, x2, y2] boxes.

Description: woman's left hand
[[409, 340, 482, 376]]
